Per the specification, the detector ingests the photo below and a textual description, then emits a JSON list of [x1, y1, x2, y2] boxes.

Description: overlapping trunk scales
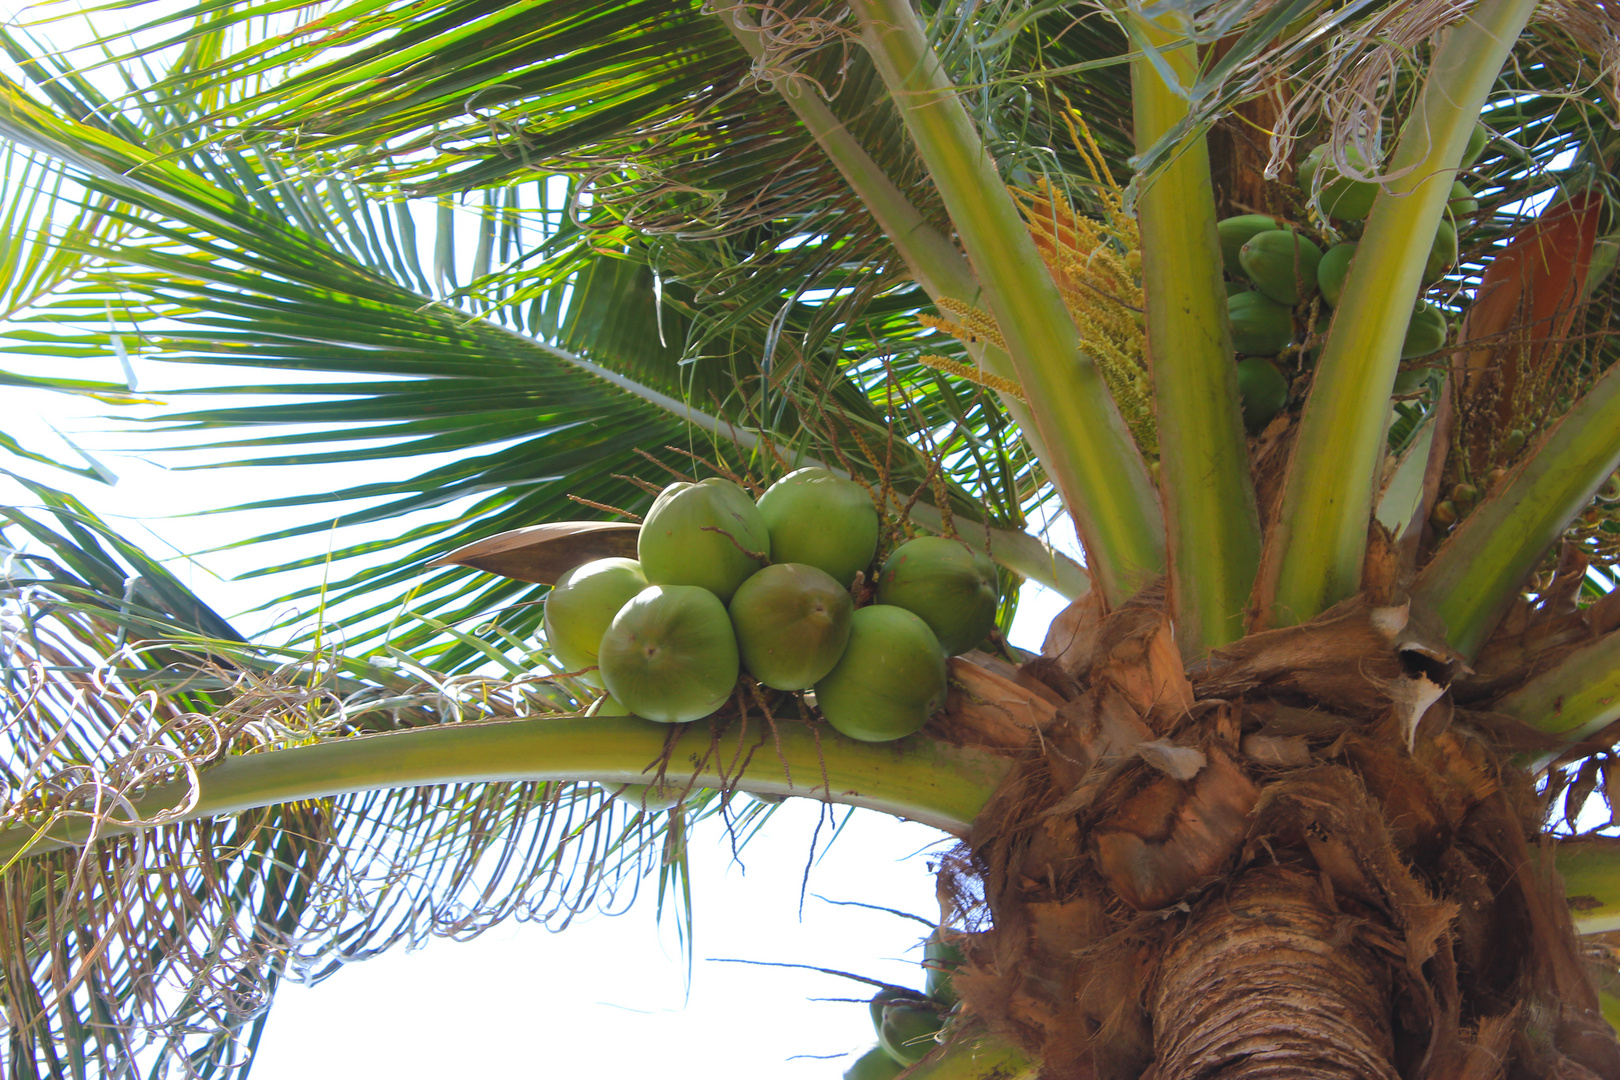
[[933, 587, 1620, 1080], [1152, 867, 1397, 1080]]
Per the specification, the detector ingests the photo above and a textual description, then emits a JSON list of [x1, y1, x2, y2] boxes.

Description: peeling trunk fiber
[[939, 588, 1620, 1080], [1153, 867, 1398, 1080]]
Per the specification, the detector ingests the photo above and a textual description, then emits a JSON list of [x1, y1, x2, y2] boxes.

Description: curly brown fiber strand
[[1152, 866, 1399, 1080]]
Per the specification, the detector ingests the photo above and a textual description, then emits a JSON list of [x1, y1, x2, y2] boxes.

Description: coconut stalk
[[1492, 629, 1620, 758], [0, 715, 1011, 865], [848, 0, 1165, 606], [1260, 0, 1540, 626], [1127, 11, 1260, 656]]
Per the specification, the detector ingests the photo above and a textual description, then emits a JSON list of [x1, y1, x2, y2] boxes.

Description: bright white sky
[[0, 4, 1082, 1075]]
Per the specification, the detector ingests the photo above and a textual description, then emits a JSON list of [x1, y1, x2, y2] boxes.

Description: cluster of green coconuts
[[544, 468, 1000, 746], [1221, 123, 1488, 432], [844, 931, 965, 1079]]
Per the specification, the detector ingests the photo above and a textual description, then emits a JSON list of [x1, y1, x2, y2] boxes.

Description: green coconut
[[1318, 242, 1357, 308], [1448, 180, 1479, 219], [1401, 302, 1449, 359], [879, 1002, 944, 1065], [1236, 357, 1290, 432], [1461, 120, 1489, 169], [816, 605, 947, 743], [1299, 143, 1380, 220], [1239, 229, 1324, 306], [1425, 219, 1459, 285], [845, 1046, 905, 1080], [869, 988, 908, 1033], [923, 929, 965, 1007], [1216, 214, 1280, 278], [543, 558, 648, 685], [598, 584, 739, 723], [756, 467, 879, 587], [729, 562, 853, 690], [875, 536, 998, 655], [1227, 290, 1295, 356], [638, 478, 769, 603]]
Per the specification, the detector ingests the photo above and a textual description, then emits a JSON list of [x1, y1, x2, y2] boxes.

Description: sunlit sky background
[[0, 2, 1082, 1075]]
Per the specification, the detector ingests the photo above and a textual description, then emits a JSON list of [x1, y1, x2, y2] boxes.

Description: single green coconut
[[1227, 290, 1295, 356], [598, 584, 739, 723], [1236, 357, 1290, 432], [868, 988, 908, 1033], [1461, 120, 1489, 169], [1318, 242, 1357, 308], [1448, 180, 1479, 219], [1239, 229, 1324, 306], [755, 467, 879, 587], [1299, 143, 1380, 220], [816, 605, 947, 742], [923, 929, 965, 1007], [875, 536, 998, 655], [1401, 302, 1449, 359], [543, 558, 648, 685], [879, 1002, 944, 1065], [1425, 219, 1458, 285], [844, 1046, 905, 1080], [729, 562, 853, 690], [1216, 214, 1280, 277], [638, 478, 770, 603]]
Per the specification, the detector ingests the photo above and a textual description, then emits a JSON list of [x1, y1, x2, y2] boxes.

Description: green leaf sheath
[[0, 718, 1011, 864], [1551, 838, 1620, 935], [1261, 0, 1540, 626], [1128, 14, 1259, 656], [850, 0, 1164, 606], [1413, 361, 1620, 659], [1494, 630, 1620, 767]]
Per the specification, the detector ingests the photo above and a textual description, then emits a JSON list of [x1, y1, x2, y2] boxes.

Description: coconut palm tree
[[2, 0, 1620, 1076]]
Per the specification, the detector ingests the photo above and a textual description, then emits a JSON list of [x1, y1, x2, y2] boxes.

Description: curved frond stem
[[1412, 361, 1620, 659], [1491, 629, 1620, 765], [1552, 837, 1620, 935], [0, 717, 1012, 865], [715, 4, 1063, 503], [850, 0, 1165, 606], [1260, 0, 1540, 626], [1127, 14, 1259, 657]]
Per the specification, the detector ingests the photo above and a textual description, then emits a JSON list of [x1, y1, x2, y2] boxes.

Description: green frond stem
[[542, 338, 1088, 597], [850, 0, 1166, 606], [1127, 14, 1260, 656], [0, 717, 1014, 866], [1492, 629, 1620, 767], [1412, 361, 1620, 659], [908, 1030, 1038, 1080], [1260, 0, 1540, 626], [1550, 838, 1620, 935], [714, 5, 1063, 515]]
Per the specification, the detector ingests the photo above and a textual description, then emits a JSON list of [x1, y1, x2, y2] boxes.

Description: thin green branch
[[1494, 630, 1620, 768], [1412, 362, 1620, 659], [1128, 15, 1260, 656], [0, 717, 1012, 865], [849, 0, 1165, 606], [1261, 0, 1540, 625]]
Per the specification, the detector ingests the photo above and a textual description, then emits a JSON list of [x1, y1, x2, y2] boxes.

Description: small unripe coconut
[[755, 468, 879, 587], [1227, 290, 1295, 356], [1317, 242, 1356, 308], [844, 1046, 904, 1080], [1216, 214, 1281, 277], [923, 929, 965, 1007], [1299, 143, 1380, 220], [598, 584, 739, 723], [729, 562, 853, 690], [1448, 180, 1479, 219], [1461, 121, 1489, 169], [879, 1002, 944, 1065], [1431, 499, 1459, 530], [1425, 219, 1458, 285], [544, 558, 648, 685], [1236, 357, 1289, 433], [1503, 429, 1527, 456], [876, 537, 998, 655], [639, 478, 769, 603], [816, 606, 947, 742], [1451, 482, 1479, 511], [1402, 302, 1449, 359], [1239, 229, 1324, 306]]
